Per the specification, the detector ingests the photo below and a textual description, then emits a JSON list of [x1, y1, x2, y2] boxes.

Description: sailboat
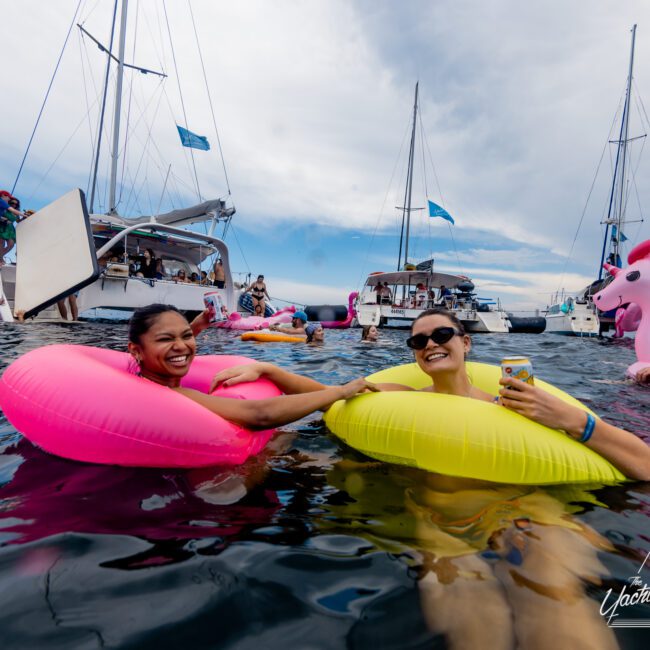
[[546, 24, 644, 336], [0, 0, 237, 322], [356, 83, 511, 332]]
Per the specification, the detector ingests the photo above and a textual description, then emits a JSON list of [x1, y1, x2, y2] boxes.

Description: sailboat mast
[[598, 24, 636, 278], [108, 0, 129, 216], [398, 82, 419, 271], [89, 0, 119, 214]]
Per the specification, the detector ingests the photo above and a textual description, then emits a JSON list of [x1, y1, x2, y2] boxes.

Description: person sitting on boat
[[190, 272, 200, 284], [154, 259, 166, 280], [415, 283, 428, 308], [305, 323, 325, 343], [213, 259, 226, 289], [207, 307, 650, 479], [200, 271, 209, 285], [438, 285, 452, 302], [175, 269, 189, 283], [269, 310, 308, 335], [361, 325, 379, 342], [246, 275, 270, 316], [126, 304, 371, 429], [136, 248, 157, 279]]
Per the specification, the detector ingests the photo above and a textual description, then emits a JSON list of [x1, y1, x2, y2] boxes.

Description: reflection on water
[[0, 323, 649, 648]]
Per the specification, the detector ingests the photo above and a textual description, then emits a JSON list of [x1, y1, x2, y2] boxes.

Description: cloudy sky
[[2, 0, 650, 311]]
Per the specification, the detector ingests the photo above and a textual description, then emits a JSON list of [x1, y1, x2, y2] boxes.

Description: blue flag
[[611, 225, 628, 242], [428, 200, 454, 224], [176, 125, 210, 151]]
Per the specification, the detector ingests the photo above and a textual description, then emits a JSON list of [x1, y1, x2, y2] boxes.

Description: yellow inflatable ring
[[323, 362, 626, 485], [241, 331, 306, 343]]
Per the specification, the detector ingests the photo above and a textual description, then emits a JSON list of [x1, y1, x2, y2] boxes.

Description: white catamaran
[[545, 24, 645, 336], [0, 0, 238, 323], [356, 83, 511, 332]]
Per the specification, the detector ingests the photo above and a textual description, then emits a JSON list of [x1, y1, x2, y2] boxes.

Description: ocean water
[[0, 323, 649, 649]]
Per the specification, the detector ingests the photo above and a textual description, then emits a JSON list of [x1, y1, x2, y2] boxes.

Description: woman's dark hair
[[128, 304, 185, 344], [361, 325, 374, 340], [410, 307, 465, 334], [145, 248, 155, 259]]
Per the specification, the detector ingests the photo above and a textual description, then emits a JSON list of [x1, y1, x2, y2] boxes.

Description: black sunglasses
[[406, 326, 463, 350]]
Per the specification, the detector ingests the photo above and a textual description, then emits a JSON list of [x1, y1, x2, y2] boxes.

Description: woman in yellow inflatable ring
[[214, 308, 650, 481]]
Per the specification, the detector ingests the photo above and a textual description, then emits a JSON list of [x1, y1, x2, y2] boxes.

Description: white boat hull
[[357, 302, 510, 333], [545, 304, 600, 336]]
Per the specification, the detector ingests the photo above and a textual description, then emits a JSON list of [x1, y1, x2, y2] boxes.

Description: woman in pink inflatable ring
[[127, 304, 374, 429]]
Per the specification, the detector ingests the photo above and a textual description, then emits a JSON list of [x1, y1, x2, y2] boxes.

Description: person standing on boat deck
[[246, 275, 270, 316], [374, 283, 383, 305], [137, 248, 157, 279], [0, 191, 24, 265], [57, 294, 79, 322], [381, 282, 393, 305], [269, 310, 308, 335], [213, 259, 226, 288]]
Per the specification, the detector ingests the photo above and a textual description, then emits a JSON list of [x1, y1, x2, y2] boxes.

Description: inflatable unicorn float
[[594, 239, 650, 380]]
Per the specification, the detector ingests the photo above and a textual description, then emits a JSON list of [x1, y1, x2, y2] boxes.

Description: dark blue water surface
[[0, 324, 649, 649]]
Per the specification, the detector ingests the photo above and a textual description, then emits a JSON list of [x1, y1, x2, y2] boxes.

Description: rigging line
[[555, 115, 616, 293], [354, 115, 411, 292], [187, 0, 232, 199], [225, 222, 252, 275], [78, 31, 98, 196], [160, 84, 198, 198], [12, 0, 83, 194], [23, 81, 106, 206], [162, 0, 202, 201], [89, 0, 120, 213], [633, 79, 650, 132], [119, 0, 141, 205], [121, 81, 167, 214], [419, 104, 464, 275]]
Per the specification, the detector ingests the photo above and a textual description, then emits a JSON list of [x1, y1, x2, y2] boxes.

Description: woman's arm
[[189, 308, 212, 336], [499, 377, 650, 481], [210, 361, 327, 394], [175, 377, 374, 430]]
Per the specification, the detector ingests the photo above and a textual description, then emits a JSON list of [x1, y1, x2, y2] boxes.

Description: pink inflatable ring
[[0, 345, 281, 468]]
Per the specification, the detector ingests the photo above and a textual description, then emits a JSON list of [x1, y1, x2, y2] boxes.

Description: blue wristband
[[579, 413, 596, 443]]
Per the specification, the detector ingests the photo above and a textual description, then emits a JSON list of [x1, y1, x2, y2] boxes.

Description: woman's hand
[[189, 308, 212, 336], [210, 362, 270, 392], [338, 378, 379, 399], [498, 377, 586, 437]]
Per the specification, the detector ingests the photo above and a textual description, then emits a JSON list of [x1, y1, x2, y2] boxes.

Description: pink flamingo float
[[213, 306, 296, 331], [594, 239, 650, 379]]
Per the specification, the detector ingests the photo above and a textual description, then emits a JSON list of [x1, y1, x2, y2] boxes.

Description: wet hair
[[410, 307, 465, 334], [128, 304, 185, 344], [361, 325, 376, 340]]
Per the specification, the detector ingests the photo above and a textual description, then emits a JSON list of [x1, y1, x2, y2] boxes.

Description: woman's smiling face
[[410, 313, 470, 376], [128, 311, 196, 386]]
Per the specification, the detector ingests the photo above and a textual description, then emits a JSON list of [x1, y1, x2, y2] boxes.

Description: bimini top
[[364, 270, 468, 288], [92, 199, 235, 229]]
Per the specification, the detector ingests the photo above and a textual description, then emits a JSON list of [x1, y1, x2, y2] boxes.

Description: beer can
[[203, 291, 225, 324], [501, 356, 534, 385]]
